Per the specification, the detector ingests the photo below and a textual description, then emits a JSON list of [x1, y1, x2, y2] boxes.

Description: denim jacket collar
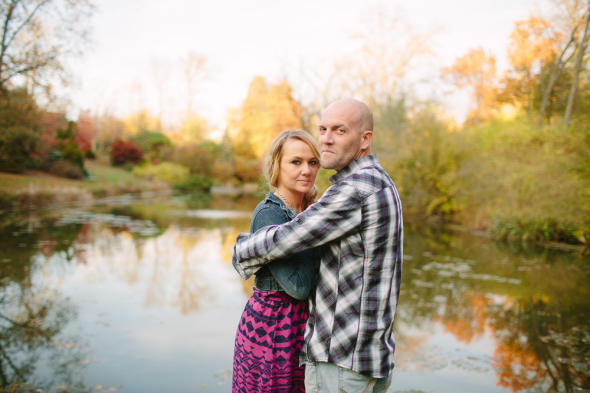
[[263, 192, 297, 219]]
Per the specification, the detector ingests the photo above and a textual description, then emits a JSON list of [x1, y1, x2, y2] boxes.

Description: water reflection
[[0, 221, 90, 391], [0, 198, 588, 392], [396, 224, 590, 392]]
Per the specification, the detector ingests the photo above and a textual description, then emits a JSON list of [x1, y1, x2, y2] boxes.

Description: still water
[[0, 194, 588, 392]]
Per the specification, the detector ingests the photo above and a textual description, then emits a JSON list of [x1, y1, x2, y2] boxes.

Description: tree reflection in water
[[1, 202, 588, 392], [0, 220, 90, 392], [398, 224, 590, 392]]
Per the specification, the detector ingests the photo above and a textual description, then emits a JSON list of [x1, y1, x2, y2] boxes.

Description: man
[[232, 99, 403, 392]]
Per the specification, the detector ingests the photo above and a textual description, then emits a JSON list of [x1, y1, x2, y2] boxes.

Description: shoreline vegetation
[[0, 159, 261, 212], [1, 156, 588, 252], [1, 5, 589, 253]]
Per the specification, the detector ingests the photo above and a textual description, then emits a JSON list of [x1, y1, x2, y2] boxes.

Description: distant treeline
[[1, 3, 590, 246]]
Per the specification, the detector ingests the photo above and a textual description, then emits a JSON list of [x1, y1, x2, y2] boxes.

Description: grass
[[85, 159, 143, 184], [0, 159, 170, 210]]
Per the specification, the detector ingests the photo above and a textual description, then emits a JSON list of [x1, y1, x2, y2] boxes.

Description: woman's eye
[[292, 160, 301, 165], [310, 161, 318, 166]]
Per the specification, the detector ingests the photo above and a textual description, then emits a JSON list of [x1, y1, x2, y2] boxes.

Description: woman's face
[[277, 139, 320, 195]]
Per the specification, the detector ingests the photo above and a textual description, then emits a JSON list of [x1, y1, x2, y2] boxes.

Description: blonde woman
[[232, 130, 320, 393]]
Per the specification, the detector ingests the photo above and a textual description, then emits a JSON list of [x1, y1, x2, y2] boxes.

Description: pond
[[0, 194, 588, 393]]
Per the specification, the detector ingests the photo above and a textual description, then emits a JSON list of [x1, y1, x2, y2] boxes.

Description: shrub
[[61, 141, 84, 169], [110, 139, 143, 166], [47, 161, 84, 179], [134, 130, 171, 161], [170, 142, 221, 177], [0, 88, 45, 173], [0, 126, 40, 174], [175, 175, 214, 192], [491, 215, 582, 244], [85, 149, 96, 159], [132, 162, 189, 184], [212, 161, 235, 183]]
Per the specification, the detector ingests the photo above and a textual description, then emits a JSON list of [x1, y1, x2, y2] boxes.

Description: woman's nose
[[301, 164, 311, 175]]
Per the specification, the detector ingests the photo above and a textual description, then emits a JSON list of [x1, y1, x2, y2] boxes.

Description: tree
[[181, 51, 209, 117], [0, 87, 42, 172], [0, 0, 95, 93], [564, 4, 590, 129], [231, 77, 302, 182], [503, 16, 561, 118], [536, 30, 577, 127], [74, 109, 96, 152], [151, 59, 170, 129], [122, 109, 161, 137], [346, 7, 433, 109], [442, 47, 498, 125], [133, 129, 171, 163]]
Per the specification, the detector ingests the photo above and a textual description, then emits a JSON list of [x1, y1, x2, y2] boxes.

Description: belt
[[254, 276, 284, 292]]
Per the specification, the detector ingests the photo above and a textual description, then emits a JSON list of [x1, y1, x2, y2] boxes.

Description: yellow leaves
[[507, 16, 559, 73], [442, 47, 498, 125], [504, 15, 561, 109], [237, 77, 302, 159], [442, 47, 497, 90], [172, 115, 208, 145], [231, 76, 303, 181], [122, 109, 162, 136]]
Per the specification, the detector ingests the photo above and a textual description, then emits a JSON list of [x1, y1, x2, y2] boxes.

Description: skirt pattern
[[232, 288, 308, 393]]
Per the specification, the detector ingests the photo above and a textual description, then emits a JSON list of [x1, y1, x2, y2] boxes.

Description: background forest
[[1, 0, 590, 247]]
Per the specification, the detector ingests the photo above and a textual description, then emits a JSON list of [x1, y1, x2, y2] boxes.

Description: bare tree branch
[[564, 4, 590, 129], [536, 31, 577, 127]]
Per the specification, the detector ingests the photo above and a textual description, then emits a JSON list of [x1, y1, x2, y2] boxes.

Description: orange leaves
[[507, 16, 560, 74], [492, 340, 544, 392], [442, 48, 498, 125], [503, 15, 562, 111], [437, 292, 490, 344]]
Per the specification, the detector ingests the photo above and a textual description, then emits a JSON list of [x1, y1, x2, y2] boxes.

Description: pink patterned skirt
[[232, 288, 308, 393]]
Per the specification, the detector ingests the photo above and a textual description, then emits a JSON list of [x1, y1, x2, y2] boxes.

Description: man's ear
[[361, 131, 373, 150]]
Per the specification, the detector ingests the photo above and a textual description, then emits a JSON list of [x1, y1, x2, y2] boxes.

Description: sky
[[64, 0, 551, 129]]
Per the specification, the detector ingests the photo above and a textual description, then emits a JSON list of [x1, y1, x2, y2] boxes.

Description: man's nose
[[320, 130, 334, 144]]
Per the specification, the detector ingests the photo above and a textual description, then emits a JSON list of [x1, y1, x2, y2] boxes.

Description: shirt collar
[[329, 154, 379, 183]]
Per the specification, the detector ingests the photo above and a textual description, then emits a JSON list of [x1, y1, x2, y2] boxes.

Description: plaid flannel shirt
[[232, 154, 403, 378]]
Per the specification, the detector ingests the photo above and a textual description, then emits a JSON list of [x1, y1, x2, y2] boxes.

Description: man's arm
[[232, 181, 362, 280]]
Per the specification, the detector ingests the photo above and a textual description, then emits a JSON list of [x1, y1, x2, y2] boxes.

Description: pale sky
[[64, 0, 550, 128]]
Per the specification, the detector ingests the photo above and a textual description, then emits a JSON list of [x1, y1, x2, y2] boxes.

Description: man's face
[[318, 103, 365, 172]]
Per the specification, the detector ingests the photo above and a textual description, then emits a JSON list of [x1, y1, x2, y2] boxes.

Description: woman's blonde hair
[[262, 129, 320, 210]]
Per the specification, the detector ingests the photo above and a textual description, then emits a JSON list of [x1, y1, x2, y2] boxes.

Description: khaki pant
[[305, 362, 392, 393]]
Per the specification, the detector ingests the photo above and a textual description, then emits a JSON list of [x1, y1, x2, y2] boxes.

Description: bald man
[[233, 99, 403, 393]]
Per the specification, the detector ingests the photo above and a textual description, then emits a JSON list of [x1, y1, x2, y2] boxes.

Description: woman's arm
[[252, 207, 315, 300]]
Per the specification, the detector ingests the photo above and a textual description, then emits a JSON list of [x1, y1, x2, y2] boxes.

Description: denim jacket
[[251, 192, 316, 300]]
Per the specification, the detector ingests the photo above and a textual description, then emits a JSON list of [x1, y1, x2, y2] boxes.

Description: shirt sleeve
[[252, 208, 316, 300], [232, 181, 362, 280]]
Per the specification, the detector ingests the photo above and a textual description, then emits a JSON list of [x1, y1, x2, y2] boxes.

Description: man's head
[[318, 99, 373, 171]]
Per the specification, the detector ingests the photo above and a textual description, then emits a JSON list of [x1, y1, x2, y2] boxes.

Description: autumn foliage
[[110, 139, 144, 166]]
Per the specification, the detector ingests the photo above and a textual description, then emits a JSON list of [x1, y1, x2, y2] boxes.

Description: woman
[[232, 130, 321, 393]]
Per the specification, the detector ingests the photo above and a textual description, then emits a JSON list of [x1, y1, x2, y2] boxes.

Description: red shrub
[[110, 139, 143, 166]]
